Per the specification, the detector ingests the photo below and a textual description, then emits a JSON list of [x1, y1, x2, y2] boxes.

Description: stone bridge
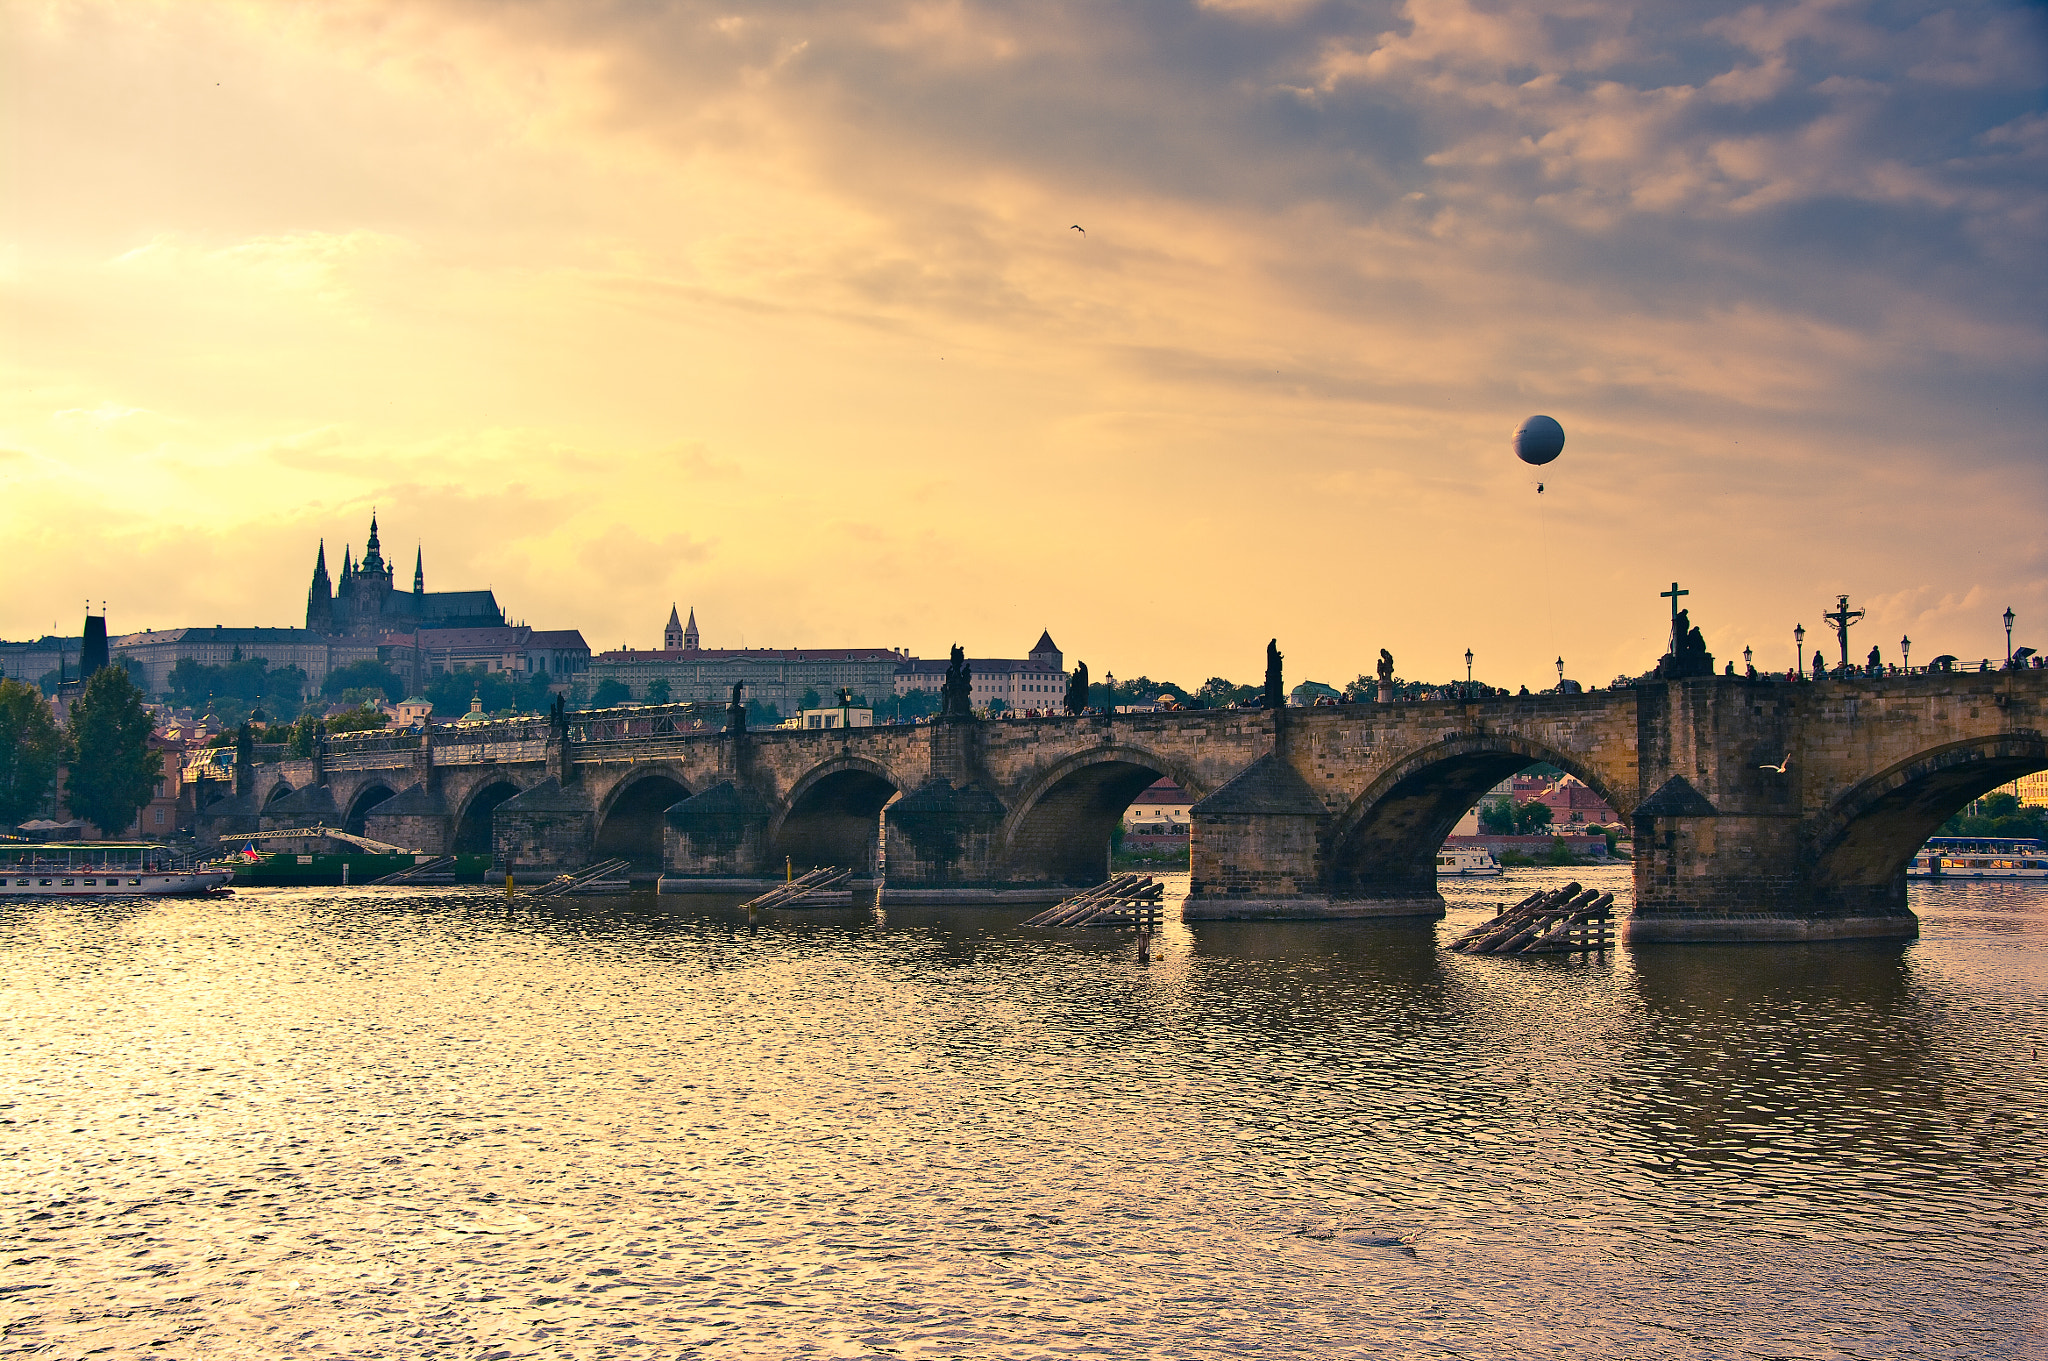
[[201, 668, 2048, 942]]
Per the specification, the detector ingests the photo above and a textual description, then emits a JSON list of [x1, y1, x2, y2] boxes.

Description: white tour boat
[[1436, 846, 1503, 877], [1907, 837, 2047, 881], [0, 844, 233, 897]]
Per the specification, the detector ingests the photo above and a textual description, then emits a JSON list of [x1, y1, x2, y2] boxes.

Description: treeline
[[1939, 792, 2045, 839], [0, 670, 161, 835]]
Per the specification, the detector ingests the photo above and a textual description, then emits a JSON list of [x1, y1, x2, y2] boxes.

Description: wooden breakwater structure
[[530, 857, 633, 898], [1449, 881, 1615, 955], [369, 855, 456, 885], [1020, 874, 1166, 929], [740, 866, 854, 910]]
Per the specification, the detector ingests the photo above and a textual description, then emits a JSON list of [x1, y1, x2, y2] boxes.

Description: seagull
[[1759, 755, 1791, 773], [1071, 224, 1085, 234]]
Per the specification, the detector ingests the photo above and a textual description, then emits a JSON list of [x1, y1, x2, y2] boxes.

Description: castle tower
[[307, 540, 334, 633], [664, 604, 685, 651], [684, 608, 700, 651], [1029, 629, 1062, 672], [413, 545, 424, 595]]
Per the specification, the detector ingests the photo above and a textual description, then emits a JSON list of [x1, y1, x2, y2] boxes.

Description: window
[[154, 810, 166, 825]]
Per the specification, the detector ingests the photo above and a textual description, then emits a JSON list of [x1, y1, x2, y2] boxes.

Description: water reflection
[[0, 872, 2041, 1358]]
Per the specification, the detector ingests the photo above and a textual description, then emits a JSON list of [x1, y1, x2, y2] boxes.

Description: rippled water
[[3, 868, 2045, 1359]]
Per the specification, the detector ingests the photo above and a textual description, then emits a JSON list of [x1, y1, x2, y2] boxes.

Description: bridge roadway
[[203, 669, 2048, 943]]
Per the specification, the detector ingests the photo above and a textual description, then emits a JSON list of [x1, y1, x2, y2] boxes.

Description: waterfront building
[[1122, 778, 1192, 833], [111, 626, 379, 694], [587, 607, 909, 711], [895, 631, 1068, 713], [304, 512, 506, 639]]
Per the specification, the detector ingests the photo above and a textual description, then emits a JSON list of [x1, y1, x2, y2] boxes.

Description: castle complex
[[305, 513, 505, 638]]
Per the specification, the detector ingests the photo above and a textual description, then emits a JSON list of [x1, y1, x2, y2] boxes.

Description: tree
[[326, 702, 390, 734], [64, 666, 162, 836], [425, 666, 549, 717], [0, 678, 64, 825], [646, 678, 673, 704], [799, 687, 823, 711], [590, 678, 633, 708], [1478, 797, 1517, 835], [324, 659, 407, 704], [1515, 800, 1554, 835], [1197, 676, 1257, 708]]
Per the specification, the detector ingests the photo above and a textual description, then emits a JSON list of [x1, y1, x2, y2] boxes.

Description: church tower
[[664, 604, 685, 651], [684, 608, 700, 652], [414, 545, 424, 595], [1029, 629, 1062, 672], [307, 540, 334, 633]]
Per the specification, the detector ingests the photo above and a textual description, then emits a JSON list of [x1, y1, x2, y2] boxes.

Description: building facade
[[895, 631, 1068, 713], [112, 626, 379, 694], [305, 512, 505, 638], [587, 607, 909, 711], [380, 626, 591, 695]]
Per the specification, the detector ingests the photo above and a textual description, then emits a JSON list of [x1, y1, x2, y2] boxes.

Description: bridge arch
[[1000, 744, 1209, 886], [594, 767, 694, 871], [343, 783, 399, 837], [1809, 732, 2048, 916], [1327, 734, 1632, 901], [261, 781, 295, 808], [452, 779, 523, 857], [770, 756, 899, 874]]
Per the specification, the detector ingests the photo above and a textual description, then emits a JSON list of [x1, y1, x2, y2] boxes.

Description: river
[[3, 868, 2043, 1358]]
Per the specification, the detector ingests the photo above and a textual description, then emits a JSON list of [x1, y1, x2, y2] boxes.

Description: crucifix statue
[[1822, 594, 1864, 667], [1661, 581, 1689, 647]]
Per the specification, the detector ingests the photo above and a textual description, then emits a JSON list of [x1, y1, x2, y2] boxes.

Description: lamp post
[[1794, 623, 1805, 678], [1743, 645, 1752, 676], [1465, 648, 1473, 699], [2004, 607, 2015, 666], [1555, 656, 1564, 691], [1901, 635, 1910, 671]]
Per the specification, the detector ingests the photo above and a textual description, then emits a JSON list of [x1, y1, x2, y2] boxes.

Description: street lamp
[[1743, 645, 1752, 675], [1465, 648, 1473, 698], [1901, 635, 1910, 671], [1555, 656, 1565, 690], [1794, 623, 1805, 678], [2005, 607, 2015, 666]]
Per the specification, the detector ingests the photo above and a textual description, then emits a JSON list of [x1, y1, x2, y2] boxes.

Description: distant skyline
[[4, 1, 2044, 690]]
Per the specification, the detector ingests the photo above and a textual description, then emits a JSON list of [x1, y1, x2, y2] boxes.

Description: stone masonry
[[202, 669, 2048, 942]]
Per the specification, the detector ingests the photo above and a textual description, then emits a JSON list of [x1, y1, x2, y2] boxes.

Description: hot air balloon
[[1514, 414, 1564, 466]]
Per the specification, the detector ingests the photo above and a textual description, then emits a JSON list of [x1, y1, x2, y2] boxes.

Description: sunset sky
[[4, 0, 2044, 692]]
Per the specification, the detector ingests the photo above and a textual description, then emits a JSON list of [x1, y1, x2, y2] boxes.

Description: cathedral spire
[[307, 539, 333, 633], [684, 608, 700, 651], [361, 510, 385, 577], [414, 545, 424, 595], [664, 604, 684, 650]]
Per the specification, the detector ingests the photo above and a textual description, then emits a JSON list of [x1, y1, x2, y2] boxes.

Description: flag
[[242, 842, 261, 862]]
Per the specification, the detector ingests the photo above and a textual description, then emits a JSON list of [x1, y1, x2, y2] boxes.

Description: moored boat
[[0, 843, 233, 897], [1907, 836, 2047, 881], [1436, 845, 1503, 877]]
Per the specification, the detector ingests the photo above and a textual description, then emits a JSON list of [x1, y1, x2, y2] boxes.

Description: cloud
[[2, 0, 2043, 687]]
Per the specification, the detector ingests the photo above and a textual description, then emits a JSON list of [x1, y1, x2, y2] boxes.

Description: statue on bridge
[[1263, 639, 1284, 710], [1375, 648, 1395, 702], [1653, 608, 1715, 680], [548, 692, 567, 739], [1064, 661, 1090, 716], [727, 679, 747, 732], [940, 645, 974, 719]]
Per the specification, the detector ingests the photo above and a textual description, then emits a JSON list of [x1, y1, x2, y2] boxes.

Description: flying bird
[[1071, 224, 1085, 234], [1759, 755, 1791, 773]]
